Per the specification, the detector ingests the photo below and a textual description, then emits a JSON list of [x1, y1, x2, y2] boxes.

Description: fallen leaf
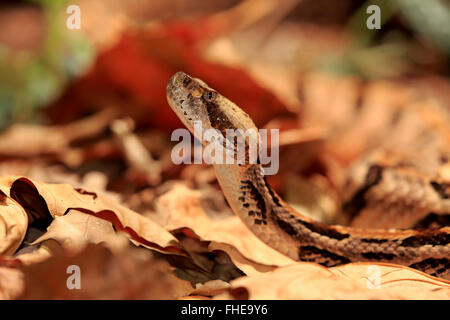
[[0, 190, 28, 255], [154, 183, 295, 275], [31, 209, 122, 253], [19, 243, 190, 299], [215, 262, 450, 300], [0, 266, 24, 300], [0, 176, 183, 258]]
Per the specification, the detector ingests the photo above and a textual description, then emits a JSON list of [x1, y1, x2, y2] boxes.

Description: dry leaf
[[0, 266, 24, 300], [19, 243, 190, 299], [0, 109, 117, 161], [154, 183, 295, 275], [0, 176, 183, 258], [31, 210, 123, 253], [216, 262, 450, 300], [0, 190, 28, 256]]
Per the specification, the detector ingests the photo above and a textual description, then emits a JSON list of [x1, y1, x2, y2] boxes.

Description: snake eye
[[182, 76, 192, 87], [203, 91, 216, 101]]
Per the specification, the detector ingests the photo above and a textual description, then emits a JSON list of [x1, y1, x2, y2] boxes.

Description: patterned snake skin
[[166, 72, 450, 280]]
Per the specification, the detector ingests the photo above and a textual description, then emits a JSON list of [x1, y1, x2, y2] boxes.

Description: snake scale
[[166, 71, 450, 280]]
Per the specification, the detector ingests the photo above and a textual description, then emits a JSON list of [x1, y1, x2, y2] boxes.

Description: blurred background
[[0, 0, 449, 218], [1, 0, 449, 128], [1, 0, 450, 299]]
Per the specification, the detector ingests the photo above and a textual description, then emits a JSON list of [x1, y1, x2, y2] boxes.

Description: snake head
[[166, 71, 258, 140], [166, 71, 218, 137]]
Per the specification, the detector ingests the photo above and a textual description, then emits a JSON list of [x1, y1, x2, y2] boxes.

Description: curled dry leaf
[[31, 209, 125, 253], [15, 240, 61, 266], [0, 176, 183, 260], [167, 228, 245, 284], [216, 262, 450, 300], [154, 183, 295, 275], [0, 190, 28, 256]]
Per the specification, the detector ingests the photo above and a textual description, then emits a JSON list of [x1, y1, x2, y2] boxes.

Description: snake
[[166, 71, 450, 280]]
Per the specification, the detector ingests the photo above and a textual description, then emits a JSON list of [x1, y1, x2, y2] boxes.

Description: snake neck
[[214, 163, 302, 260]]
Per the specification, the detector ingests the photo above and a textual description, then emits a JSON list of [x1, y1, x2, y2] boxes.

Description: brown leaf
[[0, 189, 28, 255], [19, 243, 190, 299], [0, 176, 183, 258], [0, 266, 24, 300], [216, 262, 450, 300], [31, 210, 123, 253], [0, 109, 117, 160], [154, 183, 294, 275]]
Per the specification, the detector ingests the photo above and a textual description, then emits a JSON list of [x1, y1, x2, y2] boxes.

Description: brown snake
[[166, 71, 450, 280]]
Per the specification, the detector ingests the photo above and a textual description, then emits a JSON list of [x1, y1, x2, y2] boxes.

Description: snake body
[[166, 71, 450, 279]]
